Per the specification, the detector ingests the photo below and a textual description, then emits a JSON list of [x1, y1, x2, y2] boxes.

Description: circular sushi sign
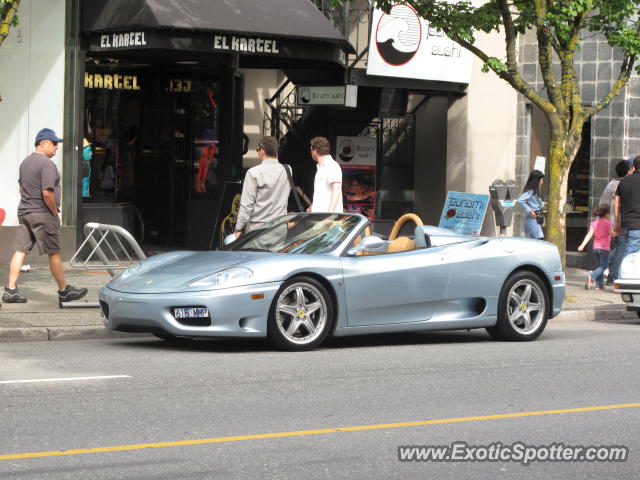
[[375, 4, 422, 66]]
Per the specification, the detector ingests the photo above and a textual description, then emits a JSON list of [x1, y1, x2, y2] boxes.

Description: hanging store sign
[[366, 3, 473, 84], [296, 85, 357, 107]]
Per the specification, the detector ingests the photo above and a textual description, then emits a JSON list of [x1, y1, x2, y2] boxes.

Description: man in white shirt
[[308, 136, 343, 213], [234, 136, 291, 238]]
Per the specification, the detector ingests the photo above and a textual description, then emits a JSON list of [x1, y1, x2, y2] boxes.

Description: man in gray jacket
[[234, 136, 291, 237]]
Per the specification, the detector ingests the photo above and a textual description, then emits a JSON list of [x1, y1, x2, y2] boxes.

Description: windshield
[[225, 213, 363, 254]]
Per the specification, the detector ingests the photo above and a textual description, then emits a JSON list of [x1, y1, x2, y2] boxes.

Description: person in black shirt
[[614, 156, 640, 259], [603, 159, 633, 283]]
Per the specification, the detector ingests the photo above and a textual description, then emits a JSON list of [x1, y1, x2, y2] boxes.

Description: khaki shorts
[[16, 212, 61, 255]]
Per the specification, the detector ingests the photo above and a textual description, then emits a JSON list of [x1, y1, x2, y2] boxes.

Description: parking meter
[[505, 180, 519, 202], [489, 179, 517, 234]]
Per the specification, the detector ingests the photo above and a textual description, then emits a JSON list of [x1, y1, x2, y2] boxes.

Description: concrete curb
[[0, 326, 149, 342], [0, 308, 637, 342], [556, 308, 638, 322]]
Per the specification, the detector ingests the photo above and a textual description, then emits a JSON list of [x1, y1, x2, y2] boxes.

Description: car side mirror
[[223, 234, 237, 246], [348, 235, 386, 255]]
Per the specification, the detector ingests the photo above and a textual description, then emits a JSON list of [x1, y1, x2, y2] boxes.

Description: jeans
[[591, 249, 609, 288], [625, 229, 640, 257], [524, 216, 544, 239], [608, 232, 627, 282]]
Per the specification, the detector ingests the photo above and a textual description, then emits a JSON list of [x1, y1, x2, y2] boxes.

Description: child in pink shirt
[[578, 204, 617, 289]]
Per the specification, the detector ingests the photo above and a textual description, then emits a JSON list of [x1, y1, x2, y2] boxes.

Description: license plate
[[173, 307, 209, 319]]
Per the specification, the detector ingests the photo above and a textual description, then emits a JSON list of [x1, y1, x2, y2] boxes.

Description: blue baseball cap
[[35, 128, 63, 143]]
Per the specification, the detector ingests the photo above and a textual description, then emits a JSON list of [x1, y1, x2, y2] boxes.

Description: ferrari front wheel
[[487, 271, 549, 341], [267, 276, 333, 351]]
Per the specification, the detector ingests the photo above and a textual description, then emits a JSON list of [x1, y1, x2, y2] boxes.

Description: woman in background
[[518, 170, 545, 239], [81, 138, 92, 198]]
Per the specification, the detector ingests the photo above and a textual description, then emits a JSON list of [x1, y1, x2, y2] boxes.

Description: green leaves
[[482, 57, 508, 73]]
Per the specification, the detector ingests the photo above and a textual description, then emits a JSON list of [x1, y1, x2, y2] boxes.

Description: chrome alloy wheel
[[275, 282, 328, 345], [506, 279, 546, 335]]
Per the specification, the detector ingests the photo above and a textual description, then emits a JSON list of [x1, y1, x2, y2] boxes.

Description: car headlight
[[115, 262, 142, 281], [188, 266, 253, 288], [620, 253, 640, 279]]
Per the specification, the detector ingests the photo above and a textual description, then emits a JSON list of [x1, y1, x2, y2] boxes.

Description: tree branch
[[497, 0, 518, 72], [583, 55, 636, 118], [532, 0, 566, 119], [0, 0, 20, 48]]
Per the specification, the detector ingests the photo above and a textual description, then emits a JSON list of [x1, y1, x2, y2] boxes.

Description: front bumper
[[99, 282, 282, 338], [613, 279, 640, 311], [548, 271, 565, 319]]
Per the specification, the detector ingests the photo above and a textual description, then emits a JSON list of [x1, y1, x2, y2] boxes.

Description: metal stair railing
[[264, 79, 305, 139]]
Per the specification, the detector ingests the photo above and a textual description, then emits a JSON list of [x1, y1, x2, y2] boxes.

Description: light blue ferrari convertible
[[99, 212, 565, 350]]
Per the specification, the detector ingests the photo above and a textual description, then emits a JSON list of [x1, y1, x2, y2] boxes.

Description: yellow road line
[[1, 402, 639, 461]]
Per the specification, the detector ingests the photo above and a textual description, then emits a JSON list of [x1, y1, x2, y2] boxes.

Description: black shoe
[[58, 285, 88, 302], [3, 286, 27, 303]]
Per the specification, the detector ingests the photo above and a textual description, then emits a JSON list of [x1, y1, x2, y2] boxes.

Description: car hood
[[106, 250, 278, 294]]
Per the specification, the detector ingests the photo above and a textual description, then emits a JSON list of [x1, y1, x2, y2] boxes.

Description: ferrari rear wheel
[[267, 276, 333, 351], [487, 271, 549, 341]]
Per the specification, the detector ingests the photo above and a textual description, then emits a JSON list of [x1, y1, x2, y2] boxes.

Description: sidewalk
[[0, 264, 119, 341], [0, 264, 637, 342]]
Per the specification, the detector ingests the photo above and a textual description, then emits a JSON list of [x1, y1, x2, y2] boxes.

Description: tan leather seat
[[387, 236, 415, 253], [386, 213, 423, 253]]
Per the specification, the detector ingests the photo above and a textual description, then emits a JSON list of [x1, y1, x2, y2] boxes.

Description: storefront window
[[84, 66, 145, 202], [82, 60, 223, 247]]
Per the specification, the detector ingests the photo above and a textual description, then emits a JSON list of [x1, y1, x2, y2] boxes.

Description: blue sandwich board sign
[[438, 192, 490, 236]]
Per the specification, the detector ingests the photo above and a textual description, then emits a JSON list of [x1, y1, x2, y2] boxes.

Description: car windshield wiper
[[237, 247, 272, 252]]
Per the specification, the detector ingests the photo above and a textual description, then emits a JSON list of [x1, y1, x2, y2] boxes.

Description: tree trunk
[[545, 132, 571, 268]]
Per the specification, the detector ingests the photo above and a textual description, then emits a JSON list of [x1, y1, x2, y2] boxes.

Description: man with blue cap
[[3, 128, 87, 304]]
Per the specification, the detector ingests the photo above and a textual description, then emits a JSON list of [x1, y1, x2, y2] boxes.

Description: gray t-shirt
[[17, 152, 61, 216]]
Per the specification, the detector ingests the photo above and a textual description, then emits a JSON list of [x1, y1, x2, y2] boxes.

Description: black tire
[[267, 276, 334, 351], [486, 270, 549, 341]]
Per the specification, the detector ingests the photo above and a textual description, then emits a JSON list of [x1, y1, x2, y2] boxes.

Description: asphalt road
[[1, 315, 639, 479]]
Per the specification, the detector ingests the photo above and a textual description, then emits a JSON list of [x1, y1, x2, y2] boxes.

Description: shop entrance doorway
[[137, 79, 221, 248]]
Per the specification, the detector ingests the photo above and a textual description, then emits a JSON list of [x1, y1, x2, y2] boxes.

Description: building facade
[[0, 0, 519, 265]]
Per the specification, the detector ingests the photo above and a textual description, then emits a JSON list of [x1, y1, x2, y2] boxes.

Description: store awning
[[82, 0, 354, 67]]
